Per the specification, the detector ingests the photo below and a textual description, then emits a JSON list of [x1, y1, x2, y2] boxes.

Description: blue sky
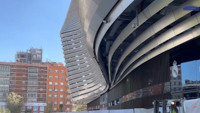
[[0, 0, 71, 63], [181, 60, 200, 84]]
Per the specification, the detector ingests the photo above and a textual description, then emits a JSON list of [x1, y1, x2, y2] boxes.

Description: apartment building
[[15, 48, 42, 64], [0, 64, 10, 102], [0, 48, 72, 112], [0, 62, 47, 113], [46, 62, 72, 112]]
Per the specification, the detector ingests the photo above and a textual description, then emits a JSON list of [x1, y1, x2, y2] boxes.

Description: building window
[[54, 101, 57, 104], [54, 95, 57, 98], [28, 67, 38, 73], [0, 65, 10, 71], [55, 70, 58, 73], [60, 82, 63, 85], [60, 101, 63, 104], [174, 88, 176, 91], [66, 101, 70, 105], [55, 82, 58, 85], [49, 76, 53, 79], [49, 89, 52, 91], [21, 106, 25, 111], [27, 106, 32, 110], [11, 81, 16, 84], [28, 87, 37, 92], [61, 76, 64, 79], [49, 82, 52, 85], [27, 93, 37, 98], [40, 88, 43, 91], [49, 95, 52, 97], [28, 81, 38, 85], [60, 95, 63, 98], [40, 106, 44, 111], [61, 70, 64, 73], [50, 70, 53, 73], [55, 76, 58, 79], [33, 106, 38, 111], [40, 76, 44, 79], [22, 81, 26, 85], [55, 89, 58, 92], [66, 108, 70, 111], [60, 89, 63, 92], [54, 108, 57, 111]]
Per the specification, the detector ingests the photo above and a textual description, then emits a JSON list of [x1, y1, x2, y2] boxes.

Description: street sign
[[183, 6, 200, 11]]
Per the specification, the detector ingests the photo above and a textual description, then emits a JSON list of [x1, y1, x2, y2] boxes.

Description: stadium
[[61, 0, 200, 110]]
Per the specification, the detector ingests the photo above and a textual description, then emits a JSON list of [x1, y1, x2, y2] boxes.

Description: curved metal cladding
[[107, 0, 200, 88], [60, 0, 108, 104], [61, 0, 200, 104], [93, 0, 200, 88]]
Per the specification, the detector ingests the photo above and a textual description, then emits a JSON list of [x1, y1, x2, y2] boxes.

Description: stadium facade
[[61, 0, 200, 109]]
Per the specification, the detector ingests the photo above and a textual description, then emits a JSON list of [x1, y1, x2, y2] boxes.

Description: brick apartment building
[[0, 62, 47, 113], [46, 62, 72, 112], [0, 48, 72, 112]]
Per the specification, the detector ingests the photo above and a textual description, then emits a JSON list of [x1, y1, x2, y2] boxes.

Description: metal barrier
[[55, 109, 152, 113], [55, 98, 200, 113]]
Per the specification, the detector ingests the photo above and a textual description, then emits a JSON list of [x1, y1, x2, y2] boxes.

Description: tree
[[0, 106, 10, 113], [72, 104, 87, 112], [44, 102, 53, 113], [6, 92, 24, 113]]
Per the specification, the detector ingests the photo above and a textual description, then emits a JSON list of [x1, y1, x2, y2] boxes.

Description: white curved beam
[[114, 0, 200, 83], [77, 0, 118, 57], [94, 0, 135, 61], [108, 0, 174, 83], [113, 25, 200, 88]]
